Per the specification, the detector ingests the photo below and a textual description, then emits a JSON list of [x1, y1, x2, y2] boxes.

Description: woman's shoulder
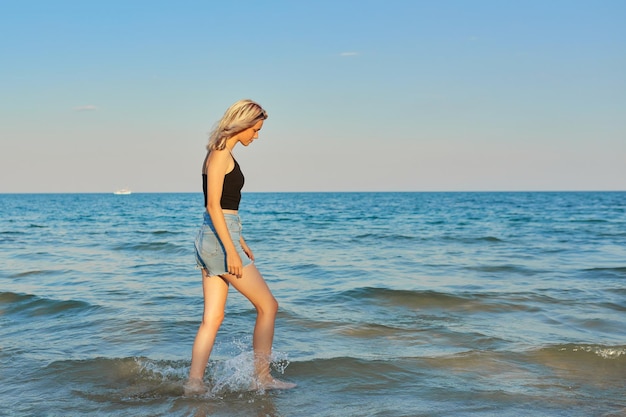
[[206, 149, 234, 174], [207, 148, 232, 163]]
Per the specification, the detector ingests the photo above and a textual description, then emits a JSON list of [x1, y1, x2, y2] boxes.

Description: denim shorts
[[194, 212, 253, 276]]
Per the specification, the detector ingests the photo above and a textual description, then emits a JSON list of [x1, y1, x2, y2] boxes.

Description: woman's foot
[[183, 377, 207, 396], [253, 377, 297, 391]]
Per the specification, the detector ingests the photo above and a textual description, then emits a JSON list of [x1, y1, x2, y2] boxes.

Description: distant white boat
[[113, 188, 132, 195]]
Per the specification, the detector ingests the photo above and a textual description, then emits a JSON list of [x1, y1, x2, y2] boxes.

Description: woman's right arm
[[205, 150, 244, 278]]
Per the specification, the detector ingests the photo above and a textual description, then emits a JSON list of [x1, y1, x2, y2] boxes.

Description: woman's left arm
[[240, 236, 255, 261]]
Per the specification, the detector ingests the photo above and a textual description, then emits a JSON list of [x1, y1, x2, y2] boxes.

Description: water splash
[[566, 345, 626, 359], [208, 350, 292, 396]]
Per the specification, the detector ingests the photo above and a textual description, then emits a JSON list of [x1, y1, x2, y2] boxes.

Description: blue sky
[[1, 0, 624, 192]]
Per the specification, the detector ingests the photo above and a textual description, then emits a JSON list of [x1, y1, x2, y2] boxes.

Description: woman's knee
[[259, 296, 278, 316], [201, 310, 225, 329]]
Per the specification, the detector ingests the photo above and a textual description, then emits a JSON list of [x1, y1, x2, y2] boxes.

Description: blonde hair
[[206, 99, 268, 151]]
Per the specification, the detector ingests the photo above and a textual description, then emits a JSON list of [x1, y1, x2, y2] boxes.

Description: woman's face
[[239, 120, 264, 146]]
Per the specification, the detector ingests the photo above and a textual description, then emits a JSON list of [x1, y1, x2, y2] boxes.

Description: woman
[[185, 99, 296, 395]]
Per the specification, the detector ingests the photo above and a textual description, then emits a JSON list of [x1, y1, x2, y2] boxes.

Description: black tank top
[[202, 158, 245, 210]]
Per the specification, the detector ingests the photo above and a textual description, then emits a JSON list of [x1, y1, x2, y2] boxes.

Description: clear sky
[[1, 0, 624, 193]]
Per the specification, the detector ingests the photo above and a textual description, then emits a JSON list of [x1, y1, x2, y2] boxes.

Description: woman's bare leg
[[223, 264, 295, 389], [186, 269, 229, 393]]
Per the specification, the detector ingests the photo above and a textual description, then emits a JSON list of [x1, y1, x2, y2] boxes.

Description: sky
[[1, 0, 625, 193]]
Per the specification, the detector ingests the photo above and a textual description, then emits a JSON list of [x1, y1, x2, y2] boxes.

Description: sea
[[0, 192, 624, 417]]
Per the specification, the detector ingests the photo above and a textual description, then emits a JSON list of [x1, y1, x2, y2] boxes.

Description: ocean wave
[[397, 343, 626, 391], [42, 355, 403, 396], [535, 343, 626, 360], [0, 230, 26, 243], [112, 241, 188, 254], [0, 291, 99, 318], [287, 356, 420, 384], [522, 344, 626, 389], [567, 344, 625, 359], [476, 236, 504, 243], [570, 218, 610, 223], [45, 344, 622, 391], [583, 266, 626, 275], [434, 343, 626, 363], [42, 357, 187, 403], [352, 232, 420, 241], [441, 235, 506, 244], [350, 233, 505, 244], [26, 347, 626, 417], [9, 269, 63, 278], [137, 230, 183, 236], [465, 264, 539, 275], [42, 352, 294, 401], [329, 287, 544, 313]]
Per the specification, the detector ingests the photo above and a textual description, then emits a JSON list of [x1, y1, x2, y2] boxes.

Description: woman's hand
[[227, 251, 243, 279]]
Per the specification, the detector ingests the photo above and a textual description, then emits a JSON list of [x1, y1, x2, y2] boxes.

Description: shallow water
[[1, 192, 625, 416]]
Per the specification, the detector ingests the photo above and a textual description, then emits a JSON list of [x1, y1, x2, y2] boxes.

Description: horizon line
[[1, 189, 625, 195]]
